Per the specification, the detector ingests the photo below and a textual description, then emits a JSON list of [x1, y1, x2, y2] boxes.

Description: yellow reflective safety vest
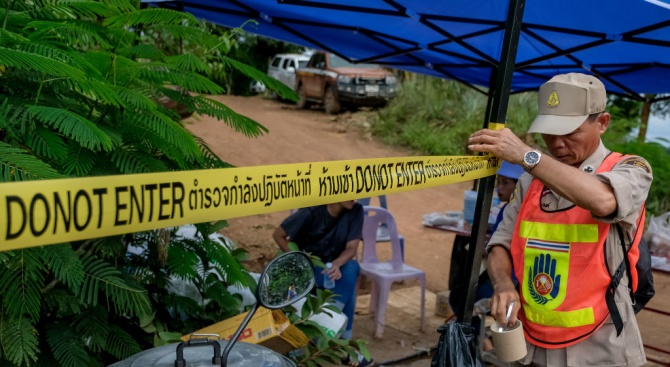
[[510, 153, 624, 348]]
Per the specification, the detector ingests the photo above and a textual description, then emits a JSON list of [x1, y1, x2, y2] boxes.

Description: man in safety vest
[[468, 73, 652, 366]]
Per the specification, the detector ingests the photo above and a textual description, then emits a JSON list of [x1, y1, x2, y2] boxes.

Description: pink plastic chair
[[360, 206, 425, 338]]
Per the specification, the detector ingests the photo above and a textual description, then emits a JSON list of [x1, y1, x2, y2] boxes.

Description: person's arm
[[326, 239, 359, 281], [468, 128, 616, 217], [487, 246, 521, 327], [272, 226, 290, 252]]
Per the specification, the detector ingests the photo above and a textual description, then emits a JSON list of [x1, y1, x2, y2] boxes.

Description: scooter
[[110, 251, 315, 367]]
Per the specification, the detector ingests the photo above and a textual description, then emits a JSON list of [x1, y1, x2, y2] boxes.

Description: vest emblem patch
[[524, 240, 569, 308]]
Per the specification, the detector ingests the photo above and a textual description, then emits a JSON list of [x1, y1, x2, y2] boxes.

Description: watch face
[[525, 151, 540, 165]]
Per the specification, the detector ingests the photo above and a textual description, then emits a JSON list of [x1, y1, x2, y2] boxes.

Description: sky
[[645, 115, 670, 146]]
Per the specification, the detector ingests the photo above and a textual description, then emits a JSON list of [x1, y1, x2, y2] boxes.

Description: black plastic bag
[[431, 321, 484, 367]]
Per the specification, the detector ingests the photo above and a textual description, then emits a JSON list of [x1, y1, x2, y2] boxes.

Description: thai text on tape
[[1, 155, 499, 250]]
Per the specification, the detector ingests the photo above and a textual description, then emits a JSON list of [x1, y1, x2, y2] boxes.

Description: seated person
[[272, 200, 363, 340], [273, 200, 373, 367], [448, 161, 524, 349]]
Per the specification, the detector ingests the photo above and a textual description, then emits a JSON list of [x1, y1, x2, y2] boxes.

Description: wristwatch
[[522, 149, 542, 172]]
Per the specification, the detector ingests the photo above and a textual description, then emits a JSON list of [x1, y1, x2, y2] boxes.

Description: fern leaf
[[117, 43, 167, 61], [27, 106, 114, 152], [28, 20, 112, 49], [139, 62, 223, 94], [0, 316, 39, 366], [0, 248, 45, 321], [72, 306, 109, 353], [24, 1, 119, 20], [42, 245, 85, 289], [130, 110, 201, 160], [221, 56, 298, 101], [104, 8, 198, 28], [100, 0, 137, 12], [110, 146, 168, 174], [0, 46, 85, 79], [167, 244, 200, 279], [194, 136, 231, 169], [61, 143, 95, 176], [87, 235, 126, 260], [43, 289, 83, 317], [45, 323, 90, 367], [200, 238, 250, 289], [0, 141, 63, 181], [79, 255, 151, 317], [71, 78, 126, 107], [166, 53, 209, 73], [191, 95, 269, 137], [26, 125, 68, 161], [0, 29, 30, 46], [106, 324, 141, 359], [114, 85, 157, 110], [148, 24, 219, 49]]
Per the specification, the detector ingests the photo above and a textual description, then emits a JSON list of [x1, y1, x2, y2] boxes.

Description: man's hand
[[323, 263, 342, 280], [468, 128, 530, 165], [491, 280, 521, 328]]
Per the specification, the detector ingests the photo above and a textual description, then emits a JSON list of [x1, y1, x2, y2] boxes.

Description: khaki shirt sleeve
[[486, 172, 532, 253], [593, 155, 652, 225]]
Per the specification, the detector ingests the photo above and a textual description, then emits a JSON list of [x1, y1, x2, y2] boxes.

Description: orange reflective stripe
[[523, 304, 595, 328], [519, 221, 599, 243]]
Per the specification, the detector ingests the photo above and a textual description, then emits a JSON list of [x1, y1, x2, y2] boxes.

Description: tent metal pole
[[461, 0, 525, 325]]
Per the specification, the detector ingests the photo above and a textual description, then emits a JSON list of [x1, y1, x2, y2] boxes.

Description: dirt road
[[186, 95, 670, 366], [187, 95, 470, 292]]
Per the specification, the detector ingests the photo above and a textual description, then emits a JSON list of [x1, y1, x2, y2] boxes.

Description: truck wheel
[[324, 87, 340, 114], [296, 85, 310, 109]]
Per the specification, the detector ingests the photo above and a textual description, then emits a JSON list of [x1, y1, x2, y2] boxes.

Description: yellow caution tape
[[0, 155, 500, 251]]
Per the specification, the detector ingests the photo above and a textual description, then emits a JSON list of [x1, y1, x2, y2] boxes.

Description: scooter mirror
[[221, 251, 314, 366], [257, 251, 315, 309]]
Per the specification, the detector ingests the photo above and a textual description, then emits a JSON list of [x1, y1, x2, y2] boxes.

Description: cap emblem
[[547, 90, 560, 108]]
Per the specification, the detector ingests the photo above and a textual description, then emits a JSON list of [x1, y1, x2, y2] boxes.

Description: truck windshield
[[329, 54, 378, 68]]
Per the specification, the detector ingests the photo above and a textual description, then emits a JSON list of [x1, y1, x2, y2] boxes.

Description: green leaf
[[45, 322, 90, 367], [72, 306, 109, 353], [167, 244, 199, 279], [42, 245, 85, 289], [105, 8, 198, 28], [221, 56, 298, 101], [166, 53, 209, 73], [0, 248, 45, 321], [78, 254, 151, 317], [0, 316, 39, 366], [287, 242, 300, 252], [26, 125, 68, 161], [106, 324, 141, 359], [158, 331, 183, 343], [0, 47, 85, 79], [0, 141, 63, 181], [27, 106, 114, 152]]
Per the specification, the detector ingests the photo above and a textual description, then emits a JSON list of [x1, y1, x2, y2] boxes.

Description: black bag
[[606, 221, 655, 336], [431, 321, 484, 367]]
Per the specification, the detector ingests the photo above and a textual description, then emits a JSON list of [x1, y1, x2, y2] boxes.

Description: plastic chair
[[360, 206, 425, 338], [358, 196, 405, 260]]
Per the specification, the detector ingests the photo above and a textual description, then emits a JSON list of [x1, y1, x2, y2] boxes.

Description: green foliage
[[610, 141, 670, 216], [283, 289, 369, 367], [370, 74, 538, 155], [0, 1, 285, 365]]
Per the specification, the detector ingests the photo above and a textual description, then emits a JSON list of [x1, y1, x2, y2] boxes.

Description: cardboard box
[[181, 307, 309, 354]]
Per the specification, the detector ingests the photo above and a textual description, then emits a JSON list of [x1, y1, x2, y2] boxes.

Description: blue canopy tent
[[147, 0, 670, 333]]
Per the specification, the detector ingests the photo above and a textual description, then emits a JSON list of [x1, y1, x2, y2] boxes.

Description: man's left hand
[[324, 263, 342, 281], [468, 128, 529, 165]]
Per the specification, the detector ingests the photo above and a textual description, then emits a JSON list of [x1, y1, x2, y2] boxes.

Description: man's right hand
[[491, 280, 521, 328]]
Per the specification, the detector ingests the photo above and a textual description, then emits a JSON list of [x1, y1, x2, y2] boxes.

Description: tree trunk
[[637, 94, 653, 143]]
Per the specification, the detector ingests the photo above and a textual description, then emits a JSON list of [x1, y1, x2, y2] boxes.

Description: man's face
[[496, 176, 517, 202], [541, 113, 610, 167], [340, 200, 356, 210]]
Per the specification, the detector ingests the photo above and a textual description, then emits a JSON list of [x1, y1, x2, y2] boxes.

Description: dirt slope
[[186, 95, 471, 292]]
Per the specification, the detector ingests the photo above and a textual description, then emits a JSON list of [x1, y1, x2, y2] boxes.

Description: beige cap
[[528, 73, 607, 135]]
